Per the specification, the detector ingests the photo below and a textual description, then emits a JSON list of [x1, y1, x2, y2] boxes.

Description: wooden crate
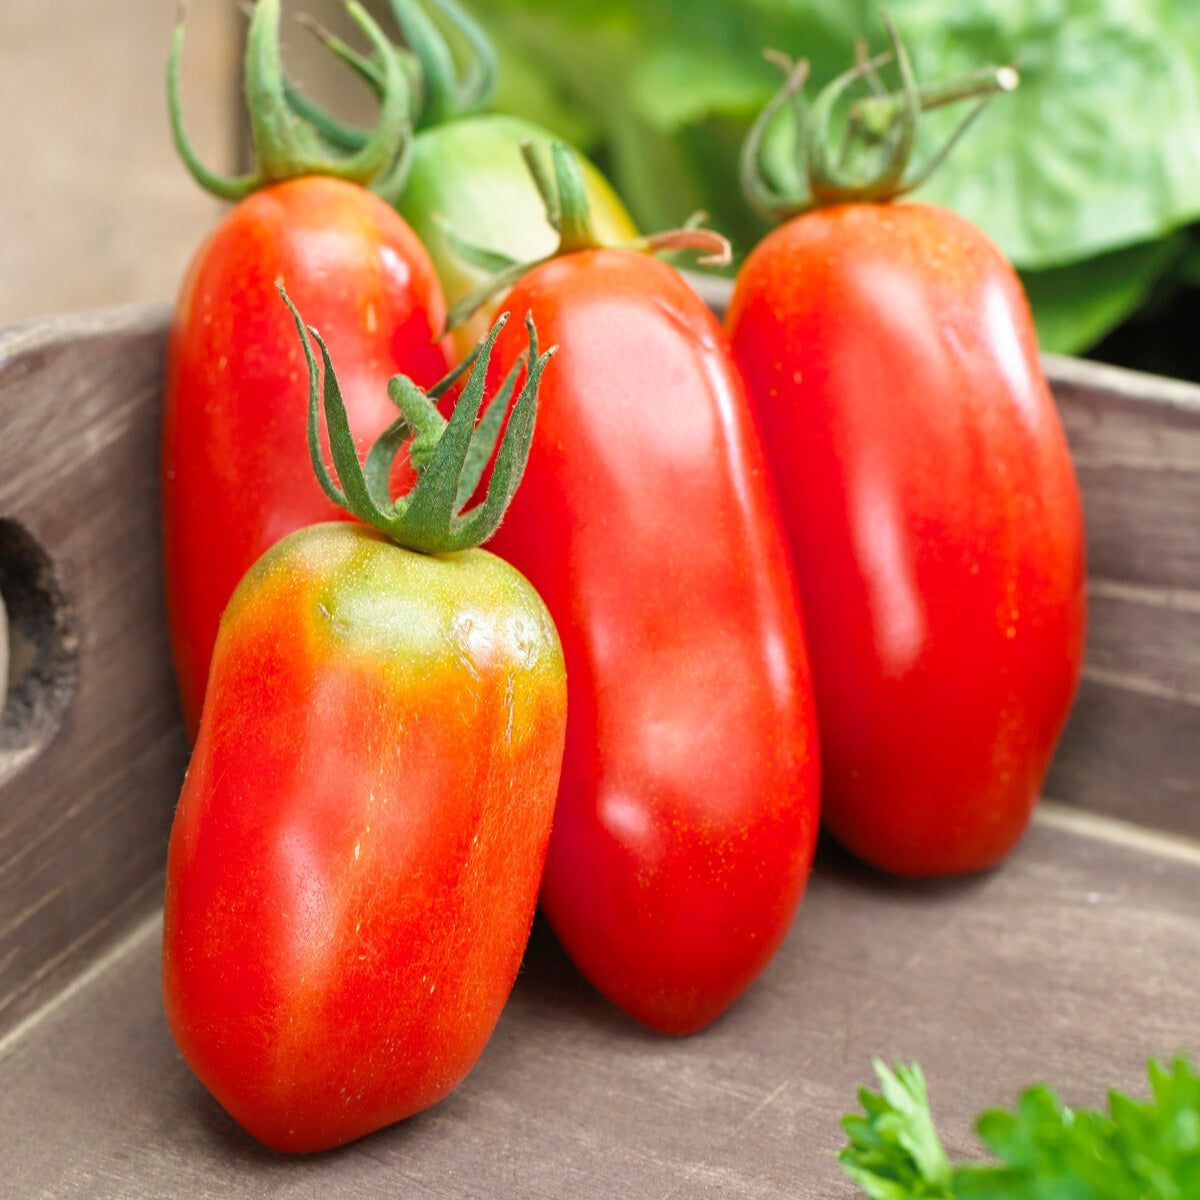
[[0, 305, 1196, 1197]]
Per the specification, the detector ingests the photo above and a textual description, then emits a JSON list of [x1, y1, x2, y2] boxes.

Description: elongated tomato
[[163, 177, 451, 735], [162, 0, 453, 735], [727, 201, 1086, 875], [163, 299, 564, 1154], [487, 250, 821, 1035], [163, 524, 565, 1152]]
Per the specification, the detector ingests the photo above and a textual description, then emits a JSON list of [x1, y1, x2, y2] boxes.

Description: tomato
[[726, 200, 1086, 876], [162, 523, 566, 1152], [399, 114, 638, 357], [485, 247, 821, 1036], [164, 1, 452, 736], [162, 299, 566, 1153]]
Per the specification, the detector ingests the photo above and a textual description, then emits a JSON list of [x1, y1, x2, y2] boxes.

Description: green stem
[[168, 0, 411, 200], [444, 140, 731, 333], [279, 285, 554, 555], [385, 0, 497, 126], [740, 10, 1019, 217], [807, 14, 920, 208], [849, 63, 1019, 142], [739, 53, 811, 223]]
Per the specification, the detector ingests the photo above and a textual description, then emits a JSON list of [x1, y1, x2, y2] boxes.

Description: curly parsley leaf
[[839, 1056, 1200, 1199], [839, 1061, 955, 1199]]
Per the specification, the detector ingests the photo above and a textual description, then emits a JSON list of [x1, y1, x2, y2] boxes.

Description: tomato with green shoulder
[[163, 299, 565, 1153]]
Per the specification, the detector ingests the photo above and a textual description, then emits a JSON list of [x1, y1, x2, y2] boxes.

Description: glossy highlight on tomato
[[727, 200, 1086, 876], [486, 248, 821, 1035]]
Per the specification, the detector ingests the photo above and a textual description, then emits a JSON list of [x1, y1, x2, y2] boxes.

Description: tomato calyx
[[281, 0, 496, 194], [742, 13, 1019, 220], [375, 0, 497, 128], [168, 0, 412, 201], [278, 285, 554, 554], [443, 141, 732, 333]]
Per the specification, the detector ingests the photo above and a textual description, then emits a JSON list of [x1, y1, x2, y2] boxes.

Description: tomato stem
[[741, 11, 1019, 219], [168, 0, 412, 200], [279, 0, 497, 201], [279, 285, 555, 555], [386, 0, 497, 127], [443, 142, 731, 333]]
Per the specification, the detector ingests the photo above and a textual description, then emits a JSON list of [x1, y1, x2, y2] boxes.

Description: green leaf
[[628, 44, 774, 132], [896, 1, 1200, 271], [1021, 235, 1187, 354], [1108, 1056, 1200, 1200], [1178, 228, 1200, 288], [839, 1057, 1200, 1198], [838, 1060, 955, 1199], [477, 0, 1200, 358]]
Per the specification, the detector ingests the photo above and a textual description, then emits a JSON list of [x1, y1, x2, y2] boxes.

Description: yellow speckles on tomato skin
[[727, 199, 1086, 878], [163, 520, 566, 1153]]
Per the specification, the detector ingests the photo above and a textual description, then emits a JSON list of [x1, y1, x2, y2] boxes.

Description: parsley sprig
[[840, 1056, 1200, 1199]]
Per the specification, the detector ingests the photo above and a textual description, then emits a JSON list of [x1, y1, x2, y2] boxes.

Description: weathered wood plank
[[0, 310, 187, 1042], [0, 819, 1195, 1197], [1046, 680, 1199, 835], [1052, 355, 1200, 593], [1043, 355, 1200, 837]]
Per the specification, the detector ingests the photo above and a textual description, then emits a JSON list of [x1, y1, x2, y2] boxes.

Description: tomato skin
[[162, 521, 566, 1153], [726, 202, 1086, 876], [397, 115, 638, 357], [162, 176, 452, 737], [485, 250, 821, 1036]]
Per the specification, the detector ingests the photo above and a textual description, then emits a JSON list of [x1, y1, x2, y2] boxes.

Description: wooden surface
[[0, 306, 1197, 1195], [0, 821, 1196, 1198], [1044, 354, 1200, 836]]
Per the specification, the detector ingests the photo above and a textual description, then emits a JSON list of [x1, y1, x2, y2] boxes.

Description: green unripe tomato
[[399, 115, 638, 356]]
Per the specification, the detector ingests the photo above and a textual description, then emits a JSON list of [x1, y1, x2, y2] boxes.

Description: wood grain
[[1043, 354, 1200, 838], [0, 309, 188, 1043], [0, 820, 1195, 1197]]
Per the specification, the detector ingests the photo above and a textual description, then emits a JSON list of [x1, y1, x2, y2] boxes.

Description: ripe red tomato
[[162, 517, 567, 1153], [162, 176, 451, 736], [486, 249, 821, 1035], [726, 201, 1086, 876]]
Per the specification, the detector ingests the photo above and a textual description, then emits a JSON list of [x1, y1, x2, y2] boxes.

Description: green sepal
[[281, 0, 496, 165], [443, 140, 733, 334], [167, 0, 412, 201], [283, 14, 412, 158], [279, 283, 553, 555], [385, 0, 497, 128], [742, 13, 1019, 221], [435, 219, 524, 277]]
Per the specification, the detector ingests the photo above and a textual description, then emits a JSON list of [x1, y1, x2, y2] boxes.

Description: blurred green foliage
[[476, 0, 1200, 366]]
